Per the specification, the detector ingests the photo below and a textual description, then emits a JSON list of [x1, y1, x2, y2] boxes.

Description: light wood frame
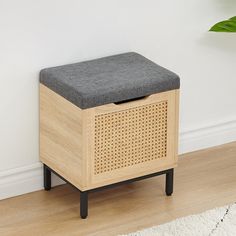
[[40, 84, 179, 191]]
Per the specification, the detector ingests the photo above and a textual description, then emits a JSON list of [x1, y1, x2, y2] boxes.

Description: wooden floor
[[1, 142, 236, 236]]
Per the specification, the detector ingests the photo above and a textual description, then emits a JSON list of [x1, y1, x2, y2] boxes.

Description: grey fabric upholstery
[[40, 52, 180, 109]]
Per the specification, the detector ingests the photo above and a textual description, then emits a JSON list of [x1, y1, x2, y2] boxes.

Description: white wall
[[1, 0, 236, 199]]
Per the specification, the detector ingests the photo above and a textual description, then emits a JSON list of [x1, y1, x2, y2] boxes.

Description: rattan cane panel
[[94, 101, 168, 175]]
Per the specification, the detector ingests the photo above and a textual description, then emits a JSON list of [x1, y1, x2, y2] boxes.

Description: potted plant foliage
[[210, 16, 236, 32]]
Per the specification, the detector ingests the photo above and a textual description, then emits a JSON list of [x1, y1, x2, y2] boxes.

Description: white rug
[[121, 203, 236, 236]]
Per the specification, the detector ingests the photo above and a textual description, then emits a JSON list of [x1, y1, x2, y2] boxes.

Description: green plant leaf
[[209, 16, 236, 32], [229, 16, 236, 22]]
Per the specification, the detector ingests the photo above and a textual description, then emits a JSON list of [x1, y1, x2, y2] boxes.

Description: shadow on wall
[[198, 33, 236, 54], [211, 0, 236, 12]]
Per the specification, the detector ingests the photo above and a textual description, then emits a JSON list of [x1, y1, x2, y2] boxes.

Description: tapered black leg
[[80, 191, 88, 219], [165, 169, 174, 196], [43, 164, 51, 191]]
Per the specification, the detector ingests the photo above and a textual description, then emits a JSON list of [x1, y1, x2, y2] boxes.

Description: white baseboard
[[1, 119, 236, 200], [0, 163, 65, 200], [179, 120, 236, 154]]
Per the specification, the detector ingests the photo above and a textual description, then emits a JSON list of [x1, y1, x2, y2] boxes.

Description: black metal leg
[[165, 168, 174, 196], [80, 191, 88, 219], [44, 165, 173, 218], [43, 164, 51, 191]]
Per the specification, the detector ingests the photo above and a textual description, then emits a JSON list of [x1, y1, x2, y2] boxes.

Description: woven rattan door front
[[85, 90, 179, 189]]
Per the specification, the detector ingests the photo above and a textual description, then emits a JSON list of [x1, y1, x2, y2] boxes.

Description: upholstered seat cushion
[[40, 52, 180, 109]]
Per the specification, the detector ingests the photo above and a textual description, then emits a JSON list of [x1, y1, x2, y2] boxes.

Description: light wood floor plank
[[1, 142, 236, 236]]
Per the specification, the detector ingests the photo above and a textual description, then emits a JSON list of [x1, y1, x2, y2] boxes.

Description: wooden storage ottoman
[[39, 52, 180, 219]]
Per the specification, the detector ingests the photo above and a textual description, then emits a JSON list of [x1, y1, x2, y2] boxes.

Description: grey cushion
[[40, 52, 180, 109]]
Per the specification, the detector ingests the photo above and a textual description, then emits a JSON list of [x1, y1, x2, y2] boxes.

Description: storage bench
[[39, 52, 180, 219]]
